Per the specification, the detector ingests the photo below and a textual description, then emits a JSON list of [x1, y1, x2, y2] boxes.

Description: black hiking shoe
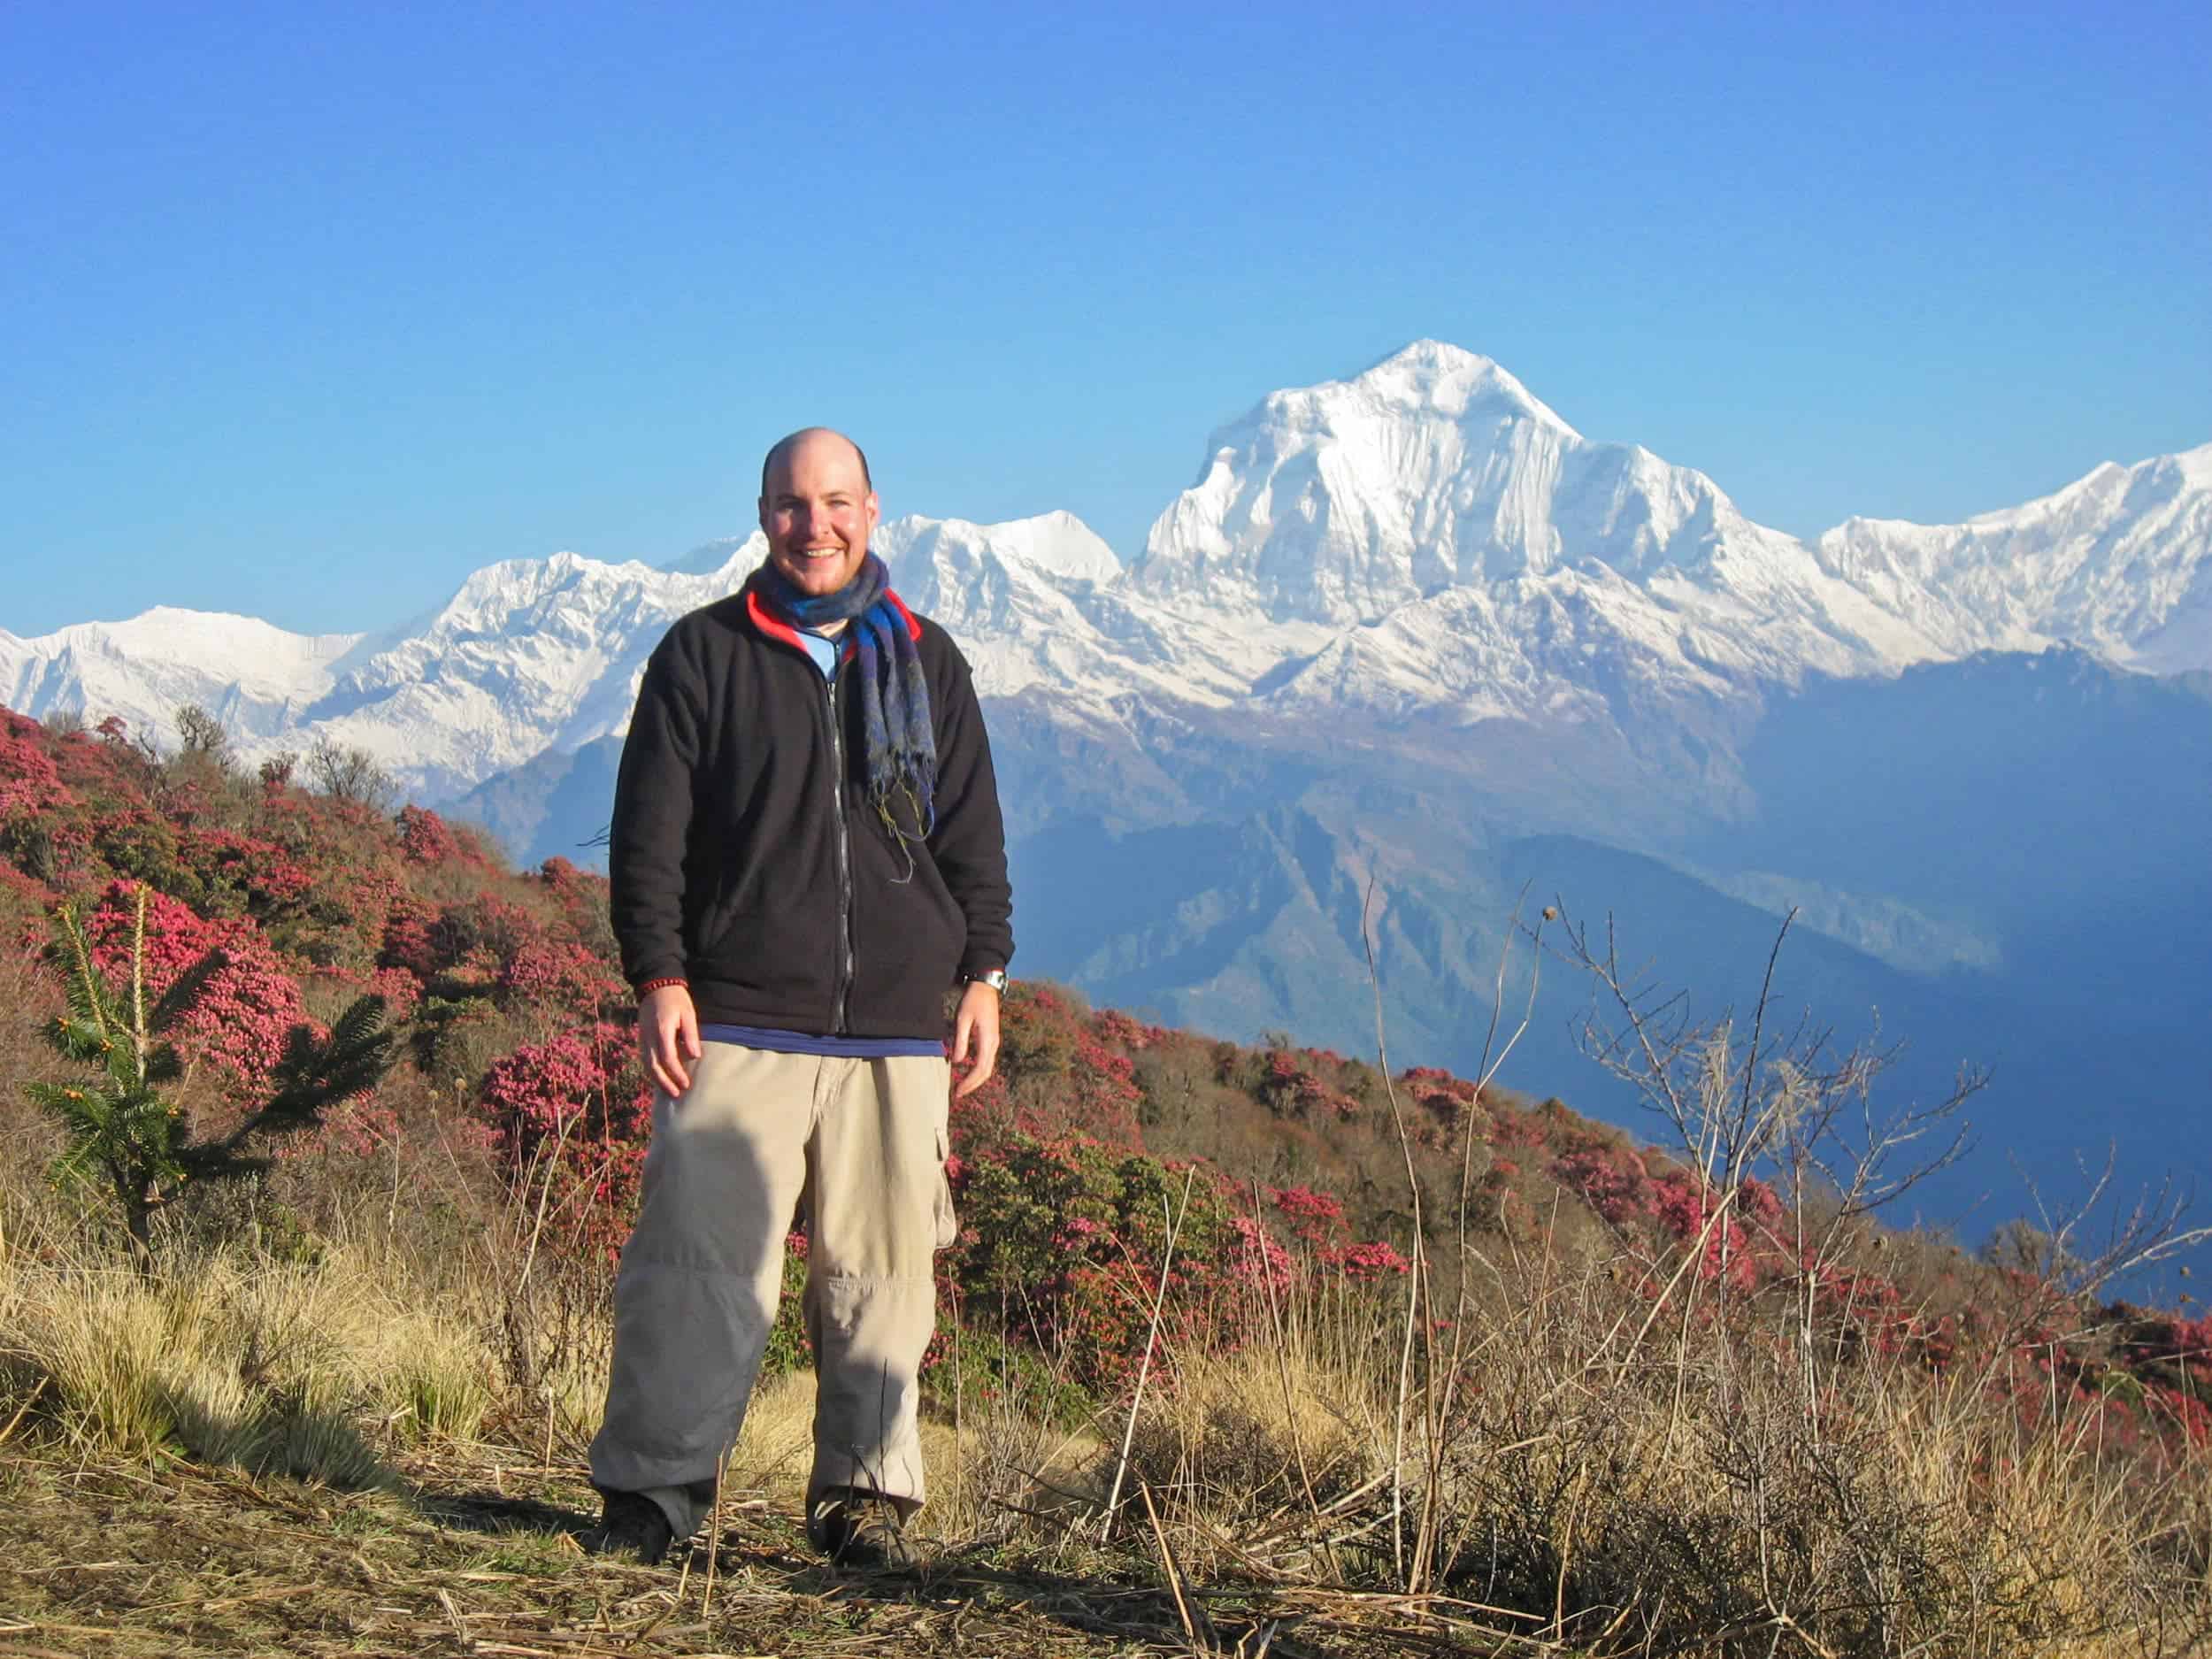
[[587, 1489, 675, 1565], [810, 1489, 919, 1572]]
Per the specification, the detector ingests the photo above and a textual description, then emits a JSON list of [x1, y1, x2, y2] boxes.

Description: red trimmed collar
[[746, 586, 922, 661]]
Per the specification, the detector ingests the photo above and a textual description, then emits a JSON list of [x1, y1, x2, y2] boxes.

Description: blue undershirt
[[797, 628, 840, 679], [701, 624, 943, 1061], [699, 1024, 947, 1059]]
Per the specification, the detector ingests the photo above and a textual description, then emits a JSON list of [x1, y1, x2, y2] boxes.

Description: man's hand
[[951, 979, 1002, 1099], [639, 982, 702, 1099]]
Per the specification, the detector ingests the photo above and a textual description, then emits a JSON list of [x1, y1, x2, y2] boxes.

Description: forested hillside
[[1, 702, 2206, 1656]]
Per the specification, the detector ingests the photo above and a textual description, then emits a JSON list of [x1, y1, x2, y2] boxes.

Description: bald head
[[757, 426, 881, 598], [761, 427, 872, 499]]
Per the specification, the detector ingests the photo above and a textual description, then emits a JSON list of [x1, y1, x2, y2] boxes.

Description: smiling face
[[758, 428, 879, 598]]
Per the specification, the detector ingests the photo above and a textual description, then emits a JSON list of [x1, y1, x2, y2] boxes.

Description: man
[[588, 427, 1012, 1571]]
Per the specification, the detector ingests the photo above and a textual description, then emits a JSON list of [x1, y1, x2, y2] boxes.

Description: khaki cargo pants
[[588, 1043, 955, 1541]]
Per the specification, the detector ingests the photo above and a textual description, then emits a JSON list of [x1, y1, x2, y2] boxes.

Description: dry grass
[[1, 1226, 495, 1485], [1093, 1242, 2212, 1657]]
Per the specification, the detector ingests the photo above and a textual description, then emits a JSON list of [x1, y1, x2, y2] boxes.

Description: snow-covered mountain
[[1122, 342, 1944, 734], [1816, 442, 2212, 673], [0, 610, 362, 746], [4, 341, 2207, 808]]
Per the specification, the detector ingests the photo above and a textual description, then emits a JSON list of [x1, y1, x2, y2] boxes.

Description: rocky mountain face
[[6, 341, 2208, 1246]]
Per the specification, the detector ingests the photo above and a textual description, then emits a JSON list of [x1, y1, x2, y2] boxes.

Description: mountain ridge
[[6, 341, 2202, 809]]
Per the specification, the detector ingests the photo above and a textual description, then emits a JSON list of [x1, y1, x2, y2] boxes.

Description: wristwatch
[[968, 969, 1009, 993]]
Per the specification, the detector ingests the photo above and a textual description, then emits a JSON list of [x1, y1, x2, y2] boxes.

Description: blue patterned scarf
[[753, 551, 935, 844]]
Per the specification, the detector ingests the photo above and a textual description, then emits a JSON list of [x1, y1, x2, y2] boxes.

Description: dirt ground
[[0, 1436, 1519, 1659]]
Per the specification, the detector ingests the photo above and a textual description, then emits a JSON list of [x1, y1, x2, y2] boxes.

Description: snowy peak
[[1339, 339, 1580, 438], [1816, 441, 2212, 672], [879, 510, 1120, 590], [660, 534, 761, 577], [0, 609, 363, 744], [2170, 441, 2212, 493], [1130, 338, 1819, 631], [0, 607, 361, 679]]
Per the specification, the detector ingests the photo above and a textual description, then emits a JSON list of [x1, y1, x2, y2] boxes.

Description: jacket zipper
[[826, 666, 855, 1034]]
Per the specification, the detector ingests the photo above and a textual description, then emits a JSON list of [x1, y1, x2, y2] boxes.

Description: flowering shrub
[[1091, 1009, 1149, 1049], [379, 893, 440, 979], [1737, 1175, 1786, 1225], [1650, 1172, 1757, 1292], [534, 856, 616, 950], [0, 861, 58, 950], [2169, 1315, 2212, 1379], [0, 716, 93, 887], [76, 879, 306, 1092], [28, 885, 395, 1261], [1225, 1213, 1296, 1291], [180, 826, 314, 918], [1333, 1239, 1413, 1280], [478, 1021, 652, 1262], [1402, 1065, 1475, 1117], [498, 939, 626, 1021], [941, 1134, 1272, 1394], [1552, 1142, 1654, 1226], [954, 985, 1145, 1154], [92, 810, 201, 905], [1271, 1185, 1350, 1251], [1066, 1032, 1143, 1150], [431, 894, 541, 973], [396, 805, 458, 865]]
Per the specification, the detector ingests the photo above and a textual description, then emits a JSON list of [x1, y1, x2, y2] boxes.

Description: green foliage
[[942, 1134, 1251, 1398], [759, 1240, 811, 1381], [26, 885, 396, 1265], [93, 812, 206, 908], [922, 1323, 1095, 1430], [412, 995, 512, 1088]]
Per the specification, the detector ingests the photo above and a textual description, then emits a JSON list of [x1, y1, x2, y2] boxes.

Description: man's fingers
[[952, 982, 1002, 1099], [954, 1031, 999, 1098], [635, 985, 700, 1099], [642, 1019, 681, 1097], [647, 1053, 685, 1098], [641, 1015, 692, 1098], [661, 1027, 693, 1094]]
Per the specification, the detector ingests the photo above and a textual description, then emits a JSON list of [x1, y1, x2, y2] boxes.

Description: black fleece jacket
[[607, 583, 1013, 1040]]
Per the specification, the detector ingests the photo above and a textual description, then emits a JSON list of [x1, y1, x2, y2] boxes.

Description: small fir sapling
[[25, 883, 396, 1267]]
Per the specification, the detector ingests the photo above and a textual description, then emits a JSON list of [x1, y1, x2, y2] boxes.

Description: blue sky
[[4, 1, 2207, 638]]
